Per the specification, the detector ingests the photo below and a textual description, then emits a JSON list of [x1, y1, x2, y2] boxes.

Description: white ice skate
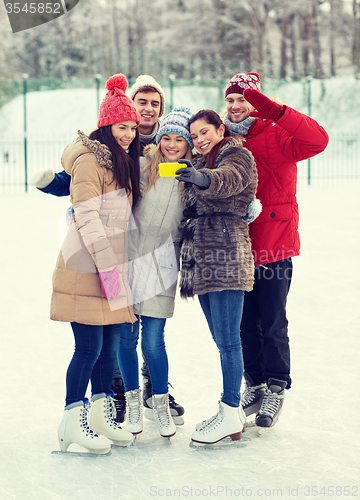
[[152, 393, 176, 439], [55, 400, 111, 456], [190, 401, 246, 449], [125, 389, 143, 435], [90, 393, 134, 447], [143, 378, 185, 425]]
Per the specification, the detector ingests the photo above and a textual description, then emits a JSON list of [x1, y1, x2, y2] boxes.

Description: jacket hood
[[61, 130, 113, 175], [142, 143, 157, 159]]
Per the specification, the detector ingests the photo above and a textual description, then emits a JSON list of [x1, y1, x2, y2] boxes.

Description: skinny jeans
[[198, 289, 245, 408], [117, 315, 168, 395], [65, 322, 120, 406]]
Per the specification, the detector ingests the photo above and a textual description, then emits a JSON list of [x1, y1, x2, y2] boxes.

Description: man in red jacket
[[223, 72, 329, 428]]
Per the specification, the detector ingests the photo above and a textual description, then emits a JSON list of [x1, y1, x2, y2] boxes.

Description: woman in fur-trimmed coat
[[175, 109, 258, 446]]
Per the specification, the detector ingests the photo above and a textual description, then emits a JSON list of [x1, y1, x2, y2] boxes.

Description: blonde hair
[[141, 143, 193, 196]]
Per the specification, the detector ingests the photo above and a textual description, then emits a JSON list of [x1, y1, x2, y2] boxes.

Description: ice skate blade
[[245, 420, 272, 436], [52, 450, 111, 457], [161, 434, 175, 443], [257, 426, 271, 436], [189, 437, 246, 450]]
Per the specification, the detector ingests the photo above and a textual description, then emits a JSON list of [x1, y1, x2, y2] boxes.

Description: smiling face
[[225, 93, 255, 123], [160, 133, 189, 161], [189, 118, 225, 155], [132, 91, 161, 135], [111, 121, 138, 150]]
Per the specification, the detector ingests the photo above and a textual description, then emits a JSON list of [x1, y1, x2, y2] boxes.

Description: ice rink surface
[[0, 186, 359, 500]]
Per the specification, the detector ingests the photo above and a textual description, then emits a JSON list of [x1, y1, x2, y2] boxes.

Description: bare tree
[[353, 0, 360, 73]]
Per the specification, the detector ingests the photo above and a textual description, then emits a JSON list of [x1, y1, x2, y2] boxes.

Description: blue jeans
[[198, 289, 245, 408], [113, 337, 150, 379], [117, 315, 168, 394], [65, 322, 120, 406]]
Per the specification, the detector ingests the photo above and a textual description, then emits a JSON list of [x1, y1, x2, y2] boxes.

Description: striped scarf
[[223, 113, 255, 137]]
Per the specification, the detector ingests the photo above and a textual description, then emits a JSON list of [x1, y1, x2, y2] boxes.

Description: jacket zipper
[[221, 218, 231, 244]]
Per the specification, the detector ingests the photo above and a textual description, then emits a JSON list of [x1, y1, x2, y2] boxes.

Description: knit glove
[[99, 268, 121, 300], [175, 159, 211, 189], [244, 89, 285, 121], [242, 198, 262, 223], [29, 169, 55, 189]]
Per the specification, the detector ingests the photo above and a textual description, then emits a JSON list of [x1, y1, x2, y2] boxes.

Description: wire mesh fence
[[298, 134, 360, 187], [0, 134, 359, 195]]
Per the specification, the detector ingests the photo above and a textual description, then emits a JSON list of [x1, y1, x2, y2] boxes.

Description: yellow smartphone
[[158, 163, 182, 177]]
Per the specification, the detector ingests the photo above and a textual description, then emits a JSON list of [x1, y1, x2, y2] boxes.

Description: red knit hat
[[97, 74, 141, 128], [225, 72, 261, 97]]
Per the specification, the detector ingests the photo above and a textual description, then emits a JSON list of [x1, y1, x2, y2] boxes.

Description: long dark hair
[[189, 109, 231, 169], [89, 125, 141, 207]]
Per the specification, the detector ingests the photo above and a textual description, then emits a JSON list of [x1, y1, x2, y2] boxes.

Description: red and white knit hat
[[98, 74, 141, 128], [225, 72, 261, 97]]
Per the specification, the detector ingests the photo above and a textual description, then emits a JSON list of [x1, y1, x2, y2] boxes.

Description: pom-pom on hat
[[156, 106, 193, 149], [129, 75, 166, 117], [225, 72, 261, 97], [98, 74, 141, 128]]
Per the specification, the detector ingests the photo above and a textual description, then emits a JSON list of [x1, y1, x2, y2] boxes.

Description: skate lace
[[126, 391, 142, 424], [259, 388, 284, 417], [113, 394, 126, 413], [153, 395, 172, 427], [168, 383, 178, 407], [80, 401, 99, 437], [241, 382, 264, 406], [198, 404, 224, 434], [241, 385, 258, 406], [103, 394, 121, 429]]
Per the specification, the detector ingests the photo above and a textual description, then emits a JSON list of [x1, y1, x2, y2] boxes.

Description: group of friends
[[32, 71, 329, 454]]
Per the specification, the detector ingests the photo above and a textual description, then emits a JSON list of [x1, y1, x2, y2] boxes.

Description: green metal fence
[[0, 134, 359, 195], [297, 134, 360, 187]]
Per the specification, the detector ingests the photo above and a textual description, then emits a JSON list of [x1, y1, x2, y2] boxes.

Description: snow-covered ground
[[0, 186, 359, 500]]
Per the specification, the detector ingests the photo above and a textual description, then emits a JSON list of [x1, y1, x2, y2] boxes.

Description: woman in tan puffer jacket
[[52, 74, 141, 455]]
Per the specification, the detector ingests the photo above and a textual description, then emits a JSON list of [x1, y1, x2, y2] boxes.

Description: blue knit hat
[[156, 106, 193, 149]]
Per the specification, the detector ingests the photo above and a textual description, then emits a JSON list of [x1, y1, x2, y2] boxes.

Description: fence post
[[22, 74, 28, 192], [94, 74, 102, 114], [307, 76, 312, 186], [168, 74, 175, 113]]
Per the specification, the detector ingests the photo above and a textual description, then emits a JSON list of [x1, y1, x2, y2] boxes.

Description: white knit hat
[[129, 75, 166, 117]]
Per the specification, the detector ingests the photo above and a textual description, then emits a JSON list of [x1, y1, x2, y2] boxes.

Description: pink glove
[[244, 89, 285, 121], [99, 268, 121, 300]]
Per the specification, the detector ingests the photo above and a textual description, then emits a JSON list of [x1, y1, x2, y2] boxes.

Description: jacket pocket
[[221, 218, 232, 244], [154, 237, 179, 296], [251, 204, 293, 225]]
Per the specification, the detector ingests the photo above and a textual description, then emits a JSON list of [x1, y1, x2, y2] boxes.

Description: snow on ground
[[0, 186, 359, 500]]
